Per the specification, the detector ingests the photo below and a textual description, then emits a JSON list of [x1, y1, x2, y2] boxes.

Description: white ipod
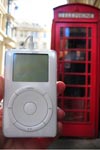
[[3, 49, 57, 137]]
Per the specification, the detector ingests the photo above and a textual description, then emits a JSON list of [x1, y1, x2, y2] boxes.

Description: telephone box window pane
[[88, 40, 91, 49], [60, 39, 63, 50], [64, 63, 86, 73], [66, 39, 86, 49], [88, 64, 91, 73], [58, 73, 62, 81], [88, 28, 91, 37], [88, 51, 91, 61], [64, 99, 85, 109], [79, 51, 86, 61], [65, 27, 86, 37], [64, 87, 85, 97], [64, 111, 85, 122], [64, 51, 86, 61], [64, 50, 77, 61], [60, 27, 64, 37], [87, 100, 90, 109], [64, 75, 85, 85], [65, 27, 70, 37], [88, 88, 90, 97], [88, 76, 90, 85]]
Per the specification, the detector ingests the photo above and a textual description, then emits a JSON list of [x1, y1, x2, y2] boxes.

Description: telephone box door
[[56, 23, 98, 137]]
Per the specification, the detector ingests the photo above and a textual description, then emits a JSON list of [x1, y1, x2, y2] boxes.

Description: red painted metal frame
[[51, 3, 100, 138]]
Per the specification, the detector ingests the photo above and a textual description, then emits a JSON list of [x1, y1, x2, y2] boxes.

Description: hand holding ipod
[[3, 49, 57, 137]]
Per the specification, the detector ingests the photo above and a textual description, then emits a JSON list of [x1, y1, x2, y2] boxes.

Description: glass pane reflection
[[64, 87, 85, 97], [64, 111, 85, 122], [64, 63, 86, 73], [65, 27, 86, 37], [64, 99, 85, 109], [64, 51, 86, 61], [65, 39, 86, 49], [64, 75, 85, 85]]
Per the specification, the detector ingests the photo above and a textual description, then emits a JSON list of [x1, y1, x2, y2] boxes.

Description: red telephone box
[[51, 3, 100, 137]]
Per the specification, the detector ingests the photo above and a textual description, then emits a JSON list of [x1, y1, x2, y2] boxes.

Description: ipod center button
[[24, 102, 37, 115]]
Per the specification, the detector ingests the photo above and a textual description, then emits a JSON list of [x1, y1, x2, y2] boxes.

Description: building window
[[20, 32, 23, 37], [33, 42, 38, 49], [43, 32, 46, 38], [33, 32, 38, 38], [6, 21, 12, 37]]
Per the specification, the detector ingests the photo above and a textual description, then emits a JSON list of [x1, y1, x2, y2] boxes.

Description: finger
[[57, 121, 63, 137], [57, 107, 65, 121], [57, 81, 66, 96], [37, 122, 63, 148], [0, 76, 4, 100]]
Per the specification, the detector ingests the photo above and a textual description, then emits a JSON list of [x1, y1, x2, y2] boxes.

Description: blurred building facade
[[0, 0, 17, 74], [66, 0, 100, 8], [0, 0, 51, 74], [13, 22, 51, 50]]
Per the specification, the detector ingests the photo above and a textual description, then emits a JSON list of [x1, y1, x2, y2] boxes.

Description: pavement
[[49, 135, 100, 149]]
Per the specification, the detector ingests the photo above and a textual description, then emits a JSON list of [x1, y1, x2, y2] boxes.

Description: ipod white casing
[[3, 49, 57, 137]]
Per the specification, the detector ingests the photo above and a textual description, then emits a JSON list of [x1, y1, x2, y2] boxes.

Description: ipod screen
[[13, 54, 48, 82]]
